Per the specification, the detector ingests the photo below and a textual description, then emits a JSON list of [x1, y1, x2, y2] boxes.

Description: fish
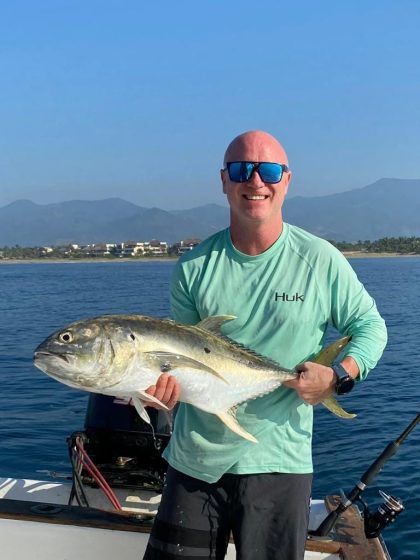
[[33, 314, 355, 443]]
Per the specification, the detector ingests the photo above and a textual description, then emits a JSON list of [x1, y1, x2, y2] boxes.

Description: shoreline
[[0, 252, 419, 264], [341, 252, 419, 258], [0, 257, 177, 264]]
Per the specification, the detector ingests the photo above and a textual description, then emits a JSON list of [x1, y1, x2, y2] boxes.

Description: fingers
[[166, 379, 181, 409], [283, 378, 299, 388], [144, 374, 181, 410], [284, 363, 335, 405]]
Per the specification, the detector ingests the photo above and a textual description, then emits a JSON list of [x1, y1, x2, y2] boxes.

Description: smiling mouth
[[243, 195, 269, 200]]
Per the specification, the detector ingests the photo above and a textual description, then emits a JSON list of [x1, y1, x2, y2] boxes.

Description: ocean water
[[0, 258, 419, 559]]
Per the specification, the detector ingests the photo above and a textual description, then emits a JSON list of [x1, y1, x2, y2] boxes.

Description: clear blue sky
[[0, 0, 419, 209]]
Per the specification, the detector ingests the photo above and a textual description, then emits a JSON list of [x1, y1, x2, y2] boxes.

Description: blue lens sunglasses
[[224, 161, 289, 184]]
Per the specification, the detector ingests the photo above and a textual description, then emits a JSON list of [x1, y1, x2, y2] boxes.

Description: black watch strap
[[332, 363, 355, 395]]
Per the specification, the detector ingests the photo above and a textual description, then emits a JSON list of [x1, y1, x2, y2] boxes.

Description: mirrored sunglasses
[[225, 161, 289, 184]]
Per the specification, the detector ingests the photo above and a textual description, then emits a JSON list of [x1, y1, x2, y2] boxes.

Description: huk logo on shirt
[[274, 291, 305, 302]]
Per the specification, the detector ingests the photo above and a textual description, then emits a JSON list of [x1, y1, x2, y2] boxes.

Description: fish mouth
[[33, 350, 120, 390], [34, 351, 70, 363]]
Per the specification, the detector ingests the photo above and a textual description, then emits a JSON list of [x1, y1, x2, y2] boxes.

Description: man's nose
[[248, 168, 265, 188]]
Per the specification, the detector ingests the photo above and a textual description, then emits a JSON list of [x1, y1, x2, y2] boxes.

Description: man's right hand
[[144, 373, 181, 410]]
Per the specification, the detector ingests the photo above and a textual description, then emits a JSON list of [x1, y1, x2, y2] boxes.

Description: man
[[143, 131, 387, 560]]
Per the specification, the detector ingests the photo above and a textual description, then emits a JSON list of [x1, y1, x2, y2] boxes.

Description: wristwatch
[[332, 363, 355, 395]]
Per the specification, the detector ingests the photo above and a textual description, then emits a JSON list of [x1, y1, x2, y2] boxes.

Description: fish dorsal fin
[[195, 315, 237, 334], [227, 340, 291, 371], [216, 408, 257, 443], [196, 315, 285, 370]]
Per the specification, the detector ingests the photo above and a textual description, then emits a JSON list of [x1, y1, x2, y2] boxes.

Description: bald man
[[143, 131, 387, 560]]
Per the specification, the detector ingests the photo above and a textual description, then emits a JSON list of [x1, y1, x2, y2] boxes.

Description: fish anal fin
[[216, 409, 258, 443], [313, 336, 352, 366], [195, 315, 237, 334], [321, 395, 357, 419]]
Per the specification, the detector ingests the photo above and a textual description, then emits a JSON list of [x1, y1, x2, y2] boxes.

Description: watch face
[[336, 375, 355, 395]]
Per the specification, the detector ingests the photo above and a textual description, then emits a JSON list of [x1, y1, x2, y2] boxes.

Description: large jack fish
[[33, 314, 355, 442]]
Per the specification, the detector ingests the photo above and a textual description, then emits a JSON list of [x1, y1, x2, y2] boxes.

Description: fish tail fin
[[216, 408, 258, 443], [322, 395, 357, 419], [313, 336, 351, 366], [313, 336, 357, 419]]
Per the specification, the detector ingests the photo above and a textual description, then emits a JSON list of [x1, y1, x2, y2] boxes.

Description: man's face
[[221, 133, 291, 227]]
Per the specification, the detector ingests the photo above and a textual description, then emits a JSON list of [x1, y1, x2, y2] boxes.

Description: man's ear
[[221, 169, 227, 194], [283, 170, 292, 195]]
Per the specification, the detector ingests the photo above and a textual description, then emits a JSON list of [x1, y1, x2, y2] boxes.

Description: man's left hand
[[283, 362, 336, 405], [143, 373, 181, 410]]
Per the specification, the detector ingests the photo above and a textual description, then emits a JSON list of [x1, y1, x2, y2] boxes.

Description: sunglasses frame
[[224, 161, 289, 184]]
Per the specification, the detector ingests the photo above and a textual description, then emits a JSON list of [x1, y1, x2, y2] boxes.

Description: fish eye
[[59, 331, 73, 343]]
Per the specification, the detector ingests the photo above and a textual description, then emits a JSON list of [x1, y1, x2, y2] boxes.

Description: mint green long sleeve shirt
[[162, 224, 387, 482]]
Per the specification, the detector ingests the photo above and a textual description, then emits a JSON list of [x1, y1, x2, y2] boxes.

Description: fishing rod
[[310, 413, 420, 538]]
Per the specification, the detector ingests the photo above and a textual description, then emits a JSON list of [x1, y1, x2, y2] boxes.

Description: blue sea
[[0, 258, 419, 559]]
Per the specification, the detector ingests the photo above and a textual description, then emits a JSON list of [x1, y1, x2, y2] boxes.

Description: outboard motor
[[69, 394, 171, 493]]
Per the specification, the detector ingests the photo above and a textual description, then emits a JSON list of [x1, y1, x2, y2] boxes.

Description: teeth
[[245, 195, 266, 200]]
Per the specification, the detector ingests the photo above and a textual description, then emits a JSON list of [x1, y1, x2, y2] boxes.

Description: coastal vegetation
[[0, 237, 420, 261], [329, 237, 420, 254]]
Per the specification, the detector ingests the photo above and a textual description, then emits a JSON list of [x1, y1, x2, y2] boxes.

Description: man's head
[[223, 130, 289, 168], [221, 130, 291, 229]]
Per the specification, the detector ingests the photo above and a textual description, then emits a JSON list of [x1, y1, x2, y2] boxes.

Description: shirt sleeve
[[325, 248, 388, 380], [170, 259, 201, 325]]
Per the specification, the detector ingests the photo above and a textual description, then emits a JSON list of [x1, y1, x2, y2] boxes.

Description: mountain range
[[1, 178, 419, 246]]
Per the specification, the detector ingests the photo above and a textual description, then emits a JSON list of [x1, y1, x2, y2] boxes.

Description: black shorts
[[143, 467, 312, 560]]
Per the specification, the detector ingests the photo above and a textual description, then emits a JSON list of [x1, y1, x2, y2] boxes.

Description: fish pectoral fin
[[313, 336, 352, 366], [195, 315, 237, 334], [216, 409, 258, 443], [133, 391, 169, 412], [144, 351, 228, 384], [321, 395, 357, 419], [130, 397, 152, 424]]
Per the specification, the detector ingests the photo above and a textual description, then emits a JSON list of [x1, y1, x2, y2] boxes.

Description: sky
[[0, 0, 419, 210]]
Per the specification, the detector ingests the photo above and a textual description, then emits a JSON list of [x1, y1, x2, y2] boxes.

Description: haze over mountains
[[1, 178, 419, 246]]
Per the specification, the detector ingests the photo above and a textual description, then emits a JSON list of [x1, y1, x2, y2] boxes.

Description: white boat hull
[[0, 477, 389, 560]]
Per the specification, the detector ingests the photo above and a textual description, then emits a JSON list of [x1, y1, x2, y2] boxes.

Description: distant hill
[[0, 200, 229, 246], [283, 178, 420, 241], [0, 178, 419, 246]]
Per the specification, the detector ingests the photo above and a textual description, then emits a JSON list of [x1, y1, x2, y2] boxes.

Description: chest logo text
[[274, 291, 305, 302]]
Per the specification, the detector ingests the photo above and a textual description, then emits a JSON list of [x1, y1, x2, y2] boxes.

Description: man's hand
[[283, 362, 336, 405], [144, 373, 181, 410]]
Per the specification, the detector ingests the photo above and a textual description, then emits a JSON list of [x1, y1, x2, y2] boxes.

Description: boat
[[0, 396, 415, 560]]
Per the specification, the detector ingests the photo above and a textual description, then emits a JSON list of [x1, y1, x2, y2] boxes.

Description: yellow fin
[[216, 409, 258, 443], [322, 395, 357, 419], [195, 315, 237, 334], [313, 337, 357, 419], [313, 336, 351, 366]]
